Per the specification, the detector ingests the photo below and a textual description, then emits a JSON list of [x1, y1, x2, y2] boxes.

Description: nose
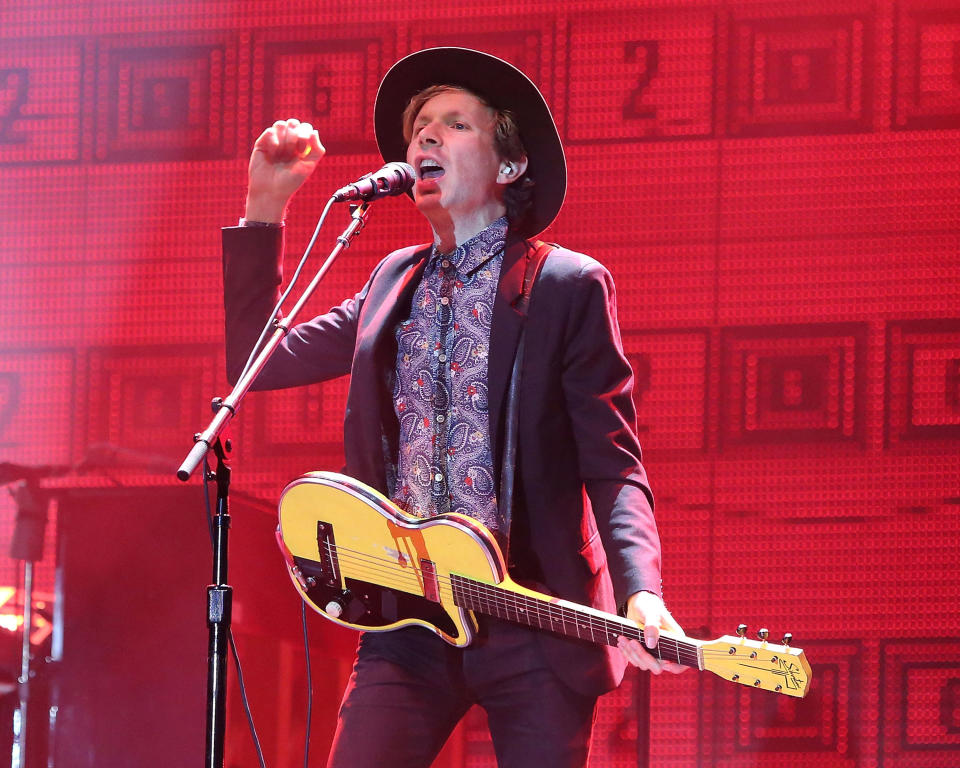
[[417, 120, 441, 147]]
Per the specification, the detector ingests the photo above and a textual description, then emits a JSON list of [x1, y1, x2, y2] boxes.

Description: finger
[[661, 661, 688, 675], [646, 606, 684, 635], [293, 122, 314, 158], [660, 608, 683, 635], [642, 621, 660, 650], [275, 119, 305, 162], [617, 637, 664, 674], [284, 118, 302, 145], [281, 125, 302, 158], [253, 123, 279, 151], [617, 636, 644, 667], [309, 130, 325, 159]]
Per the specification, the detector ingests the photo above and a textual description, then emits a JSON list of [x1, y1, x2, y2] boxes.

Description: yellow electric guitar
[[277, 471, 812, 698]]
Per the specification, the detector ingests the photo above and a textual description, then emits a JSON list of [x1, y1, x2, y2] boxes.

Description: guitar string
[[317, 541, 656, 649], [312, 541, 782, 670], [453, 575, 700, 667], [312, 542, 782, 667], [304, 541, 701, 665], [455, 578, 698, 665], [321, 542, 705, 664]]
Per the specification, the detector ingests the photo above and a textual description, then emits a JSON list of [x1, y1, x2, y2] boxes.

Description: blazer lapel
[[350, 244, 431, 493], [356, 245, 432, 358], [488, 236, 531, 476]]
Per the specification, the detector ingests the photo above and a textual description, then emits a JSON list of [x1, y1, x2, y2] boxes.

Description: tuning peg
[[781, 633, 792, 647], [758, 628, 769, 641], [737, 624, 747, 637]]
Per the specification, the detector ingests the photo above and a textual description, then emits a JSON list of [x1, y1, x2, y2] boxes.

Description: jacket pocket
[[578, 529, 607, 576]]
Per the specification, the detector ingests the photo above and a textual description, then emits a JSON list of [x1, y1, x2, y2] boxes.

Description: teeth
[[418, 158, 444, 180]]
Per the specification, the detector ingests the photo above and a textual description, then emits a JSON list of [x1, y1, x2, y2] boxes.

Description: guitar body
[[278, 471, 509, 647]]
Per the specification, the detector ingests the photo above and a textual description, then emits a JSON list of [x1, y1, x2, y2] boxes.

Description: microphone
[[333, 162, 415, 203]]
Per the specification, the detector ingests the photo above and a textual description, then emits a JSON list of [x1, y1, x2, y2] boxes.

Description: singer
[[221, 47, 684, 768]]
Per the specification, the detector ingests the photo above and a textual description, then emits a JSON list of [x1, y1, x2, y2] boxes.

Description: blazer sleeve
[[559, 259, 663, 603], [221, 225, 366, 390]]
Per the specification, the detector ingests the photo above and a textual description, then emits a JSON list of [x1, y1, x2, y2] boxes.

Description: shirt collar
[[430, 216, 508, 276]]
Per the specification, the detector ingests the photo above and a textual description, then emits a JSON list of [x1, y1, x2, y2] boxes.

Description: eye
[[452, 121, 467, 130]]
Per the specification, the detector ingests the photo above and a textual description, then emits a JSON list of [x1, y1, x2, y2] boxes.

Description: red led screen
[[0, 1, 958, 767]]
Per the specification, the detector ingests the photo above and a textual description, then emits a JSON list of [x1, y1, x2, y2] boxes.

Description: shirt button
[[434, 473, 443, 482], [437, 414, 445, 423], [441, 259, 451, 269], [440, 296, 449, 305], [438, 354, 447, 362]]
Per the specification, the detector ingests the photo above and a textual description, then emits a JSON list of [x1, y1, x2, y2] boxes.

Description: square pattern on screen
[[0, 2, 958, 767]]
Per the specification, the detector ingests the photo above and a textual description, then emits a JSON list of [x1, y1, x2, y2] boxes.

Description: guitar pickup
[[420, 558, 440, 603], [315, 520, 340, 585]]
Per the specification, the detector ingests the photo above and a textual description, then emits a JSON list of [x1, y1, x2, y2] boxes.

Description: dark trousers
[[326, 619, 598, 768]]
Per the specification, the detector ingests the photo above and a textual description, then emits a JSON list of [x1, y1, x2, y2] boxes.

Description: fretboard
[[450, 574, 700, 669]]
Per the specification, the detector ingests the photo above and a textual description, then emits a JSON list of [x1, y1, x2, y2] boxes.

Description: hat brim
[[374, 47, 566, 240]]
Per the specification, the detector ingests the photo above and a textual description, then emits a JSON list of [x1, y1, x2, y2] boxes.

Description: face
[[405, 89, 511, 224]]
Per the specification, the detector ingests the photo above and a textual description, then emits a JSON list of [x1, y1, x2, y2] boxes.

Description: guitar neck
[[450, 574, 701, 669]]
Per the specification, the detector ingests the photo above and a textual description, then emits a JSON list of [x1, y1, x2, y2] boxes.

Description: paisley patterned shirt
[[391, 217, 507, 532]]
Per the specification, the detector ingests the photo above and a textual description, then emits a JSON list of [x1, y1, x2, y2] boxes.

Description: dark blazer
[[222, 225, 662, 696]]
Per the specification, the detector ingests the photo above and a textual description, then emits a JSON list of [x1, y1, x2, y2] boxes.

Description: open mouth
[[418, 159, 445, 181]]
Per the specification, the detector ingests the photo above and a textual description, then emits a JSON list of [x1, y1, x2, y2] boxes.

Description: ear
[[497, 156, 528, 185]]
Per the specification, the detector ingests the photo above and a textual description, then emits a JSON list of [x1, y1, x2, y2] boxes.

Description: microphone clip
[[332, 162, 415, 203]]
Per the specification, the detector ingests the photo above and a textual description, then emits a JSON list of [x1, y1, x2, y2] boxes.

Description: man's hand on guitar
[[617, 591, 687, 675]]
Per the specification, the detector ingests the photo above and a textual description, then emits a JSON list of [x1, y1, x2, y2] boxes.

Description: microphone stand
[[176, 201, 372, 768], [7, 478, 48, 768]]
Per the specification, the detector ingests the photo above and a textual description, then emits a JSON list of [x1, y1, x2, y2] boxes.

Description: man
[[223, 48, 684, 768]]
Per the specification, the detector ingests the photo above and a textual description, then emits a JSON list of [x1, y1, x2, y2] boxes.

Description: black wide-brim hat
[[374, 47, 566, 240]]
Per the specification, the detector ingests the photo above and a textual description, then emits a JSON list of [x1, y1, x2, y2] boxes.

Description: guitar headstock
[[699, 626, 812, 698]]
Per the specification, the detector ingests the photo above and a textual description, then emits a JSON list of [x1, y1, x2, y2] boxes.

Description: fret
[[452, 574, 697, 667]]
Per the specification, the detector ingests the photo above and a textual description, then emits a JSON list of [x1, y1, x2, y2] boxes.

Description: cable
[[301, 599, 314, 768], [229, 629, 267, 768], [202, 459, 268, 768], [201, 456, 216, 547]]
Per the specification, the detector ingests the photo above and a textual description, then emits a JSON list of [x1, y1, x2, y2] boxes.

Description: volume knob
[[324, 590, 352, 618]]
